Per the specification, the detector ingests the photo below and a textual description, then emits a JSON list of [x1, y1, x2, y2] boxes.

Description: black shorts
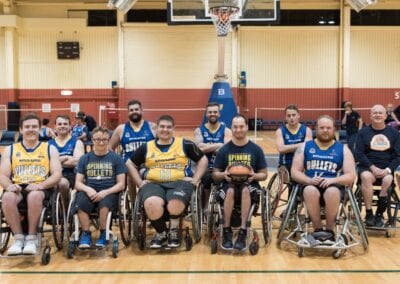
[[63, 172, 76, 189], [139, 180, 194, 207], [74, 191, 119, 215], [302, 184, 345, 205], [201, 169, 214, 190], [17, 184, 53, 211], [216, 182, 261, 207]]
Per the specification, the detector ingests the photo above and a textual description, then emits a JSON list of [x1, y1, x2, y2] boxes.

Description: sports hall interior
[[1, 0, 400, 283]]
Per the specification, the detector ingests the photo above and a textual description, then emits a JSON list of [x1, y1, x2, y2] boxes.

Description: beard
[[208, 116, 218, 125], [129, 113, 142, 123], [317, 133, 335, 143]]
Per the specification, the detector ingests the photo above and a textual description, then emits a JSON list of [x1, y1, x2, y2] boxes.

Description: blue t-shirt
[[120, 120, 155, 161], [49, 136, 78, 175], [76, 151, 127, 191], [200, 123, 226, 168], [214, 140, 267, 186], [279, 124, 307, 167], [304, 140, 344, 178]]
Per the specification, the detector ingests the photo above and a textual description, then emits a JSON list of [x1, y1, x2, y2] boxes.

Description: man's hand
[[223, 169, 232, 183], [86, 187, 98, 201], [6, 184, 22, 194], [247, 168, 255, 183], [319, 178, 336, 189], [25, 184, 44, 192], [92, 190, 108, 203]]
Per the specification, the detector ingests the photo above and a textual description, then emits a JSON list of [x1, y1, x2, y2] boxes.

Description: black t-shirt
[[355, 125, 400, 172], [85, 115, 97, 132], [344, 111, 360, 136], [213, 140, 267, 185], [131, 138, 204, 167]]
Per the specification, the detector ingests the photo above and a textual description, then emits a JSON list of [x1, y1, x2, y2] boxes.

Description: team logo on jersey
[[150, 153, 156, 159], [370, 134, 390, 151], [125, 132, 130, 138], [329, 149, 337, 156], [285, 134, 290, 140], [203, 132, 208, 138], [16, 152, 21, 157], [309, 148, 316, 154]]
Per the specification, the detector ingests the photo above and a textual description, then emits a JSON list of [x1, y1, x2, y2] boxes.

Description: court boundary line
[[1, 269, 400, 275]]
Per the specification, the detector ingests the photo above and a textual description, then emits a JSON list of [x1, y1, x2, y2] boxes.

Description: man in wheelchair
[[74, 126, 127, 249], [0, 113, 62, 255], [291, 115, 355, 244], [355, 104, 400, 228], [212, 115, 268, 251], [126, 115, 208, 249]]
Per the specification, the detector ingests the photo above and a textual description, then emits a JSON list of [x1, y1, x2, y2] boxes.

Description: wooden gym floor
[[1, 131, 400, 283]]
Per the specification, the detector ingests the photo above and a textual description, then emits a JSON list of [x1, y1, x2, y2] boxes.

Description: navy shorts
[[74, 191, 119, 214]]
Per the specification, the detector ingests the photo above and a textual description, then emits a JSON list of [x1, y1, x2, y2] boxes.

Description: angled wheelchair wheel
[[191, 183, 203, 243], [261, 187, 272, 246], [207, 187, 218, 240], [348, 187, 369, 250], [132, 194, 146, 250], [0, 204, 10, 254], [119, 189, 133, 247], [277, 184, 299, 248], [51, 191, 66, 250], [386, 185, 399, 233], [268, 167, 290, 220]]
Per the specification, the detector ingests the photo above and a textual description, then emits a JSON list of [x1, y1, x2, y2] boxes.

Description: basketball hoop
[[209, 5, 240, 37]]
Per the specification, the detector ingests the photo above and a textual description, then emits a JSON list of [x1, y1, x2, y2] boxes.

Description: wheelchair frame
[[207, 184, 272, 255], [277, 184, 369, 258], [0, 188, 66, 265], [66, 188, 132, 259], [267, 166, 291, 223], [132, 183, 203, 251]]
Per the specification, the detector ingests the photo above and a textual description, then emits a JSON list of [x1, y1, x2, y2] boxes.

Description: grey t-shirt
[[77, 151, 127, 191]]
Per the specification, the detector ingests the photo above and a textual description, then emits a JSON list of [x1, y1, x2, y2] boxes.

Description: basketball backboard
[[167, 0, 280, 25]]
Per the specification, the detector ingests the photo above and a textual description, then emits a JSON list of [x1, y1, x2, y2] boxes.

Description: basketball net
[[209, 2, 240, 81]]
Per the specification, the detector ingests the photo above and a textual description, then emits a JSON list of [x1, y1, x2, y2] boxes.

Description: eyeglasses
[[92, 138, 109, 143]]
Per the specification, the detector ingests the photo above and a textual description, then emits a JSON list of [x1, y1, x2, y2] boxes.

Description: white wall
[[18, 18, 118, 89], [239, 27, 340, 88], [0, 28, 5, 88], [123, 24, 232, 89], [350, 27, 400, 88]]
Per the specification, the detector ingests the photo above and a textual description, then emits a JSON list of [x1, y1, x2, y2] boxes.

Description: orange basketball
[[227, 164, 252, 183]]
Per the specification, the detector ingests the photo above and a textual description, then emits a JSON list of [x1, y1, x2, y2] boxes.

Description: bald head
[[370, 104, 387, 128]]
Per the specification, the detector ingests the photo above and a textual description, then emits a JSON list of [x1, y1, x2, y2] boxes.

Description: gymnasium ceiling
[[5, 0, 400, 10]]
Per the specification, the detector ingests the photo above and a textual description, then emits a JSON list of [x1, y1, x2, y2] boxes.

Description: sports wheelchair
[[66, 187, 133, 258], [206, 184, 272, 255], [354, 173, 400, 237], [0, 187, 66, 265], [267, 166, 292, 223], [277, 183, 368, 258], [132, 183, 203, 251]]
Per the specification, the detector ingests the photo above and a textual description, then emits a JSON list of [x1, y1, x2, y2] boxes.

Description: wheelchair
[[277, 183, 369, 258], [267, 166, 292, 224], [354, 173, 400, 237], [66, 187, 133, 259], [206, 184, 272, 255], [132, 183, 203, 251], [0, 187, 66, 265]]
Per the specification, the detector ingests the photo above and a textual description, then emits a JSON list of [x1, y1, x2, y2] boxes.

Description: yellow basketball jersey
[[145, 137, 190, 182], [11, 142, 50, 184]]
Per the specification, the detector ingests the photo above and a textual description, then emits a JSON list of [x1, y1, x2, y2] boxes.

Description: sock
[[150, 216, 167, 233], [376, 196, 388, 216], [366, 209, 373, 217], [169, 218, 180, 230]]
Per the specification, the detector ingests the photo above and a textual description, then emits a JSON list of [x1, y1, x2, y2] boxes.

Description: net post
[[254, 107, 258, 143]]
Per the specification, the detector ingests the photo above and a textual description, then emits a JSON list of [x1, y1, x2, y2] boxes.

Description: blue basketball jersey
[[279, 123, 307, 167], [71, 125, 85, 138], [304, 140, 344, 178], [200, 123, 226, 168], [120, 120, 155, 161], [49, 136, 78, 174]]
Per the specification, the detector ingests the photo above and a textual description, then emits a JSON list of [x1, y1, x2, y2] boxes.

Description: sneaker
[[95, 230, 108, 248], [374, 215, 385, 228], [78, 231, 92, 249], [168, 228, 181, 248], [222, 227, 233, 249], [7, 235, 24, 256], [149, 231, 167, 249], [233, 228, 247, 251], [312, 229, 334, 244], [365, 213, 375, 227], [23, 235, 38, 255]]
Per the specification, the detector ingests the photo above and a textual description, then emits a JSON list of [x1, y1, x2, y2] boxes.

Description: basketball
[[227, 164, 252, 183]]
